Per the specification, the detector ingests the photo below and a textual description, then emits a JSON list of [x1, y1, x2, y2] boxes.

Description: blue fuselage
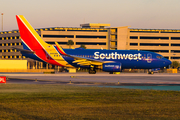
[[62, 49, 171, 69]]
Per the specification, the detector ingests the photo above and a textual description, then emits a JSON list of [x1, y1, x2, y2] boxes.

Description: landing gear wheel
[[89, 66, 96, 74], [89, 70, 96, 74], [148, 71, 154, 74]]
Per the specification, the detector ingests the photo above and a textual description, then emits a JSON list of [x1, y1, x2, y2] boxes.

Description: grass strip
[[0, 84, 180, 120]]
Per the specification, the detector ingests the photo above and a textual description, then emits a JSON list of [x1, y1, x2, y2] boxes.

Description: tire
[[89, 70, 96, 74]]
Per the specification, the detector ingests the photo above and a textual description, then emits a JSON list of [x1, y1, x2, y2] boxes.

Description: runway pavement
[[1, 72, 180, 86]]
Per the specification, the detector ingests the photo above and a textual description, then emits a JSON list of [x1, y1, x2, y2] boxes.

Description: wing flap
[[73, 59, 86, 63]]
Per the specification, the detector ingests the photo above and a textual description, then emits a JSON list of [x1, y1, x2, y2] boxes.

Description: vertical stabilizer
[[16, 15, 64, 66], [16, 15, 48, 51]]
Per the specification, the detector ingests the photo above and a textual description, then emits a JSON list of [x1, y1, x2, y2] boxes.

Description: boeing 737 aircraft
[[16, 15, 171, 74]]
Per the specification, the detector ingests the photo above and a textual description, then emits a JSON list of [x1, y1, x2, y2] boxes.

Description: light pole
[[1, 13, 3, 31]]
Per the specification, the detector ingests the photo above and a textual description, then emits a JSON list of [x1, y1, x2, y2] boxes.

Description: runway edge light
[[0, 76, 6, 83]]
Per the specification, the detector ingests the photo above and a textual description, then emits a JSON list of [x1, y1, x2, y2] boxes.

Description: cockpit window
[[156, 55, 163, 59]]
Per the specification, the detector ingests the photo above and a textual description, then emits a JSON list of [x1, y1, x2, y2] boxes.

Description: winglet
[[55, 42, 67, 55]]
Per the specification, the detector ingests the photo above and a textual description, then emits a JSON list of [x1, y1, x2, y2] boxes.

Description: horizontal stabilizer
[[11, 47, 34, 54]]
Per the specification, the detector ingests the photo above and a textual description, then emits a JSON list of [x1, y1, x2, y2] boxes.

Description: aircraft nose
[[165, 59, 172, 66]]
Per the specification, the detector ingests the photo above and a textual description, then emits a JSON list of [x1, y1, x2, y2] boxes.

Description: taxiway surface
[[1, 72, 180, 85]]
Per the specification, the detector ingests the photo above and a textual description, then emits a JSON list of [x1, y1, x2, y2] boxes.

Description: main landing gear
[[88, 65, 96, 74], [148, 69, 154, 74]]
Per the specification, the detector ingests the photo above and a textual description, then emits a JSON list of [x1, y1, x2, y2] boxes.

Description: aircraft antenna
[[1, 13, 3, 31]]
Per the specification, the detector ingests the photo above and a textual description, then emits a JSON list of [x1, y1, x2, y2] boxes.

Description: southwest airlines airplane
[[16, 15, 171, 74]]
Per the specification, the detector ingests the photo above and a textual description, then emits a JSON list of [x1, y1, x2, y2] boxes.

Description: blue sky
[[1, 0, 180, 31]]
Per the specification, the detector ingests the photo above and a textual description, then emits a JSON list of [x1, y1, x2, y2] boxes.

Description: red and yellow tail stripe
[[16, 15, 72, 67]]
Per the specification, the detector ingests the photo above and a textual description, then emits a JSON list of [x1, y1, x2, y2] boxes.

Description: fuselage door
[[45, 51, 51, 61], [147, 53, 152, 63]]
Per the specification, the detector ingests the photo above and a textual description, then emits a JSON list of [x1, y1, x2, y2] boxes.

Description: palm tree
[[171, 61, 179, 68], [67, 40, 74, 49], [79, 44, 86, 49]]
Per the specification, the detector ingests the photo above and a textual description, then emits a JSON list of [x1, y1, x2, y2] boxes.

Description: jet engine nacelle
[[102, 62, 122, 72]]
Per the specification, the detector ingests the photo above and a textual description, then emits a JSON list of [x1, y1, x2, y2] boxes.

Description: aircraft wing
[[55, 42, 113, 66], [70, 55, 112, 66]]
